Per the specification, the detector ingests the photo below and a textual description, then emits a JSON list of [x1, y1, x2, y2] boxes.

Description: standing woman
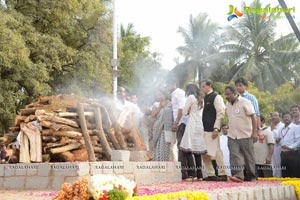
[[180, 83, 207, 180], [152, 89, 173, 161]]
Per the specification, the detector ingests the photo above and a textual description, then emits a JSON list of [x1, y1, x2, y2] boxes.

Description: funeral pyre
[[0, 94, 149, 163]]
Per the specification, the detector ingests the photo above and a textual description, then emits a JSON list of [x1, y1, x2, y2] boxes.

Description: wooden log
[[20, 108, 36, 116], [38, 114, 79, 127], [40, 120, 53, 128], [42, 154, 50, 162], [51, 123, 81, 132], [42, 135, 60, 142], [53, 131, 82, 138], [41, 129, 54, 135], [129, 127, 146, 151], [20, 123, 42, 162], [19, 130, 30, 163], [94, 107, 111, 159], [57, 151, 75, 162], [15, 115, 26, 126], [106, 128, 121, 150], [24, 115, 37, 123], [71, 149, 88, 161], [50, 142, 81, 154], [57, 112, 94, 118], [77, 103, 96, 162], [35, 109, 46, 116], [93, 146, 103, 153], [112, 122, 128, 150]]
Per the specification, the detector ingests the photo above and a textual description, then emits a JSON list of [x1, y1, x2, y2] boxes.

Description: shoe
[[218, 175, 228, 181], [203, 176, 218, 181], [244, 177, 257, 182], [229, 176, 243, 182]]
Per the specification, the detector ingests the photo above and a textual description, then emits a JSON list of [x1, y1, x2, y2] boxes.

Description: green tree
[[175, 13, 219, 85], [119, 23, 165, 94]]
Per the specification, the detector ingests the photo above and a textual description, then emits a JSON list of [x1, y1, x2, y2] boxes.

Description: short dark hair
[[290, 104, 300, 111], [234, 77, 248, 87], [201, 80, 215, 90], [224, 86, 237, 94], [260, 115, 265, 122], [282, 111, 292, 118]]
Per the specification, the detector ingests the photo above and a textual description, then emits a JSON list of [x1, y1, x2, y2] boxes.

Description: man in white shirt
[[167, 78, 187, 179], [270, 112, 284, 177], [276, 111, 300, 177], [219, 124, 231, 176], [290, 105, 300, 125]]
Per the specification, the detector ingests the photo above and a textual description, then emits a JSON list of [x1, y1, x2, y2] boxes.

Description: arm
[[250, 114, 258, 142], [211, 95, 225, 139], [183, 95, 193, 116], [213, 95, 225, 130], [266, 143, 274, 164]]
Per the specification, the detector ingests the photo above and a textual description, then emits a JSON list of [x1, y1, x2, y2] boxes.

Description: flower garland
[[258, 177, 300, 200], [126, 190, 209, 200]]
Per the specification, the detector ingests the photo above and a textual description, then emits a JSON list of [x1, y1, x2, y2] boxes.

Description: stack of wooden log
[[6, 94, 147, 163]]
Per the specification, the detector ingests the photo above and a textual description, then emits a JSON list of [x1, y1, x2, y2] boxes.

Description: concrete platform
[[0, 161, 181, 190]]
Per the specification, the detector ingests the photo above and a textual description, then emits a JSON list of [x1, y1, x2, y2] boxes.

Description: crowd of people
[[116, 77, 300, 182]]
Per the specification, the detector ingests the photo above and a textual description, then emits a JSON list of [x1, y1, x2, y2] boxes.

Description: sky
[[117, 0, 300, 70]]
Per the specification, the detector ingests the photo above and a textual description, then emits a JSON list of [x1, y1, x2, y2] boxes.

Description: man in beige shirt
[[224, 86, 258, 182], [201, 80, 227, 181]]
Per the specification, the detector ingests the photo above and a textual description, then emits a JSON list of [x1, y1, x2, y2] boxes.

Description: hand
[[276, 138, 281, 143], [212, 130, 218, 139], [252, 132, 258, 143], [265, 156, 272, 164], [172, 124, 178, 132], [281, 145, 290, 150]]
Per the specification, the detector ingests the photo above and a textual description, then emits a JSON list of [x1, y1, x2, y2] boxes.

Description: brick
[[14, 164, 27, 176], [26, 164, 38, 176], [37, 163, 51, 176], [90, 162, 103, 175], [3, 177, 25, 189], [134, 173, 154, 184], [159, 162, 167, 172], [0, 177, 3, 187], [118, 174, 135, 181], [51, 176, 65, 190], [123, 161, 134, 174], [0, 165, 4, 177], [64, 176, 81, 183], [77, 162, 89, 176], [166, 162, 174, 173], [113, 162, 124, 174], [26, 176, 49, 189], [102, 162, 114, 174], [4, 165, 15, 176], [51, 162, 80, 176]]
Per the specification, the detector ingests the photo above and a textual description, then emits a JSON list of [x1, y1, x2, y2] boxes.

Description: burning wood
[[4, 94, 150, 163]]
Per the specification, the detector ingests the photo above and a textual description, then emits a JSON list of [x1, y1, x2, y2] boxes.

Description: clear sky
[[117, 0, 299, 70]]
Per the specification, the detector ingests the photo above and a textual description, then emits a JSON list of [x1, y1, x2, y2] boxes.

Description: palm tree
[[217, 0, 300, 91], [174, 13, 219, 85]]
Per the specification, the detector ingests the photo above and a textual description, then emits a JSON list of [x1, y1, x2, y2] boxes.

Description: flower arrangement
[[89, 174, 137, 200], [258, 177, 300, 200], [126, 190, 209, 200], [54, 175, 137, 200]]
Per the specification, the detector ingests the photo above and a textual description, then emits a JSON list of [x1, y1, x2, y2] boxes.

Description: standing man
[[234, 78, 262, 140], [220, 124, 231, 176], [254, 115, 275, 177], [270, 112, 284, 177], [224, 86, 258, 182], [290, 105, 300, 125], [166, 78, 187, 179], [276, 111, 300, 177], [201, 80, 227, 181]]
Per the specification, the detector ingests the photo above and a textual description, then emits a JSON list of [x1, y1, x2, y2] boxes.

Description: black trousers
[[176, 123, 187, 179], [186, 152, 203, 179], [281, 149, 300, 178], [256, 164, 273, 177]]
